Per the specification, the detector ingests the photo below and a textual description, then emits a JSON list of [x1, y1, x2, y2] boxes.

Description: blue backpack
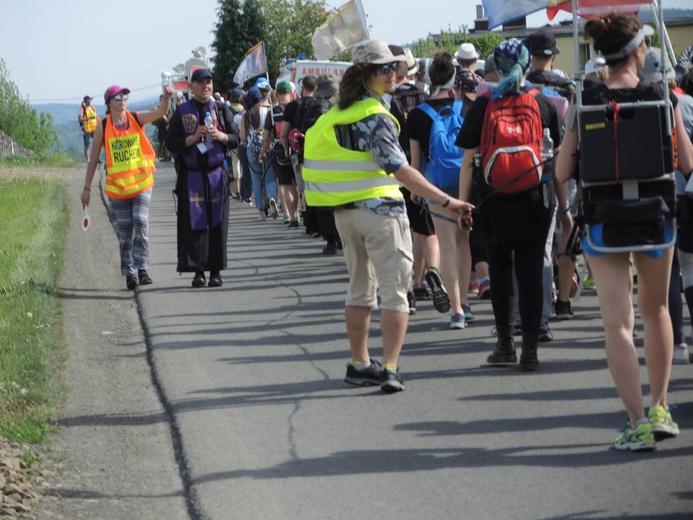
[[418, 100, 465, 191]]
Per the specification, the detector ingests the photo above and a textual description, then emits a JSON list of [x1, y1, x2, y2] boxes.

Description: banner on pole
[[311, 0, 369, 60], [233, 42, 268, 86]]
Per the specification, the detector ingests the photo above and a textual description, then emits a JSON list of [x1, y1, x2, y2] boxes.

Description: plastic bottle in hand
[[204, 112, 214, 143]]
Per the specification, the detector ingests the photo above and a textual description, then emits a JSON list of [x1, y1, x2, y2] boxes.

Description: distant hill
[[33, 97, 161, 161]]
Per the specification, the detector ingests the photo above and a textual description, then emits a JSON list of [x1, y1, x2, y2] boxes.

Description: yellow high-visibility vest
[[82, 105, 98, 134], [302, 98, 402, 207]]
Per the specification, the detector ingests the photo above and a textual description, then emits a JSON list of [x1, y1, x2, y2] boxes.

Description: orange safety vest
[[103, 111, 156, 200], [82, 104, 98, 134]]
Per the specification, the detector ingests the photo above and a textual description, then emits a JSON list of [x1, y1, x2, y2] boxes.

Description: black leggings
[[485, 240, 546, 347]]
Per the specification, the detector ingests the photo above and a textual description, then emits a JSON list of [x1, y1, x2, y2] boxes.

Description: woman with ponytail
[[556, 12, 693, 451], [456, 39, 568, 372]]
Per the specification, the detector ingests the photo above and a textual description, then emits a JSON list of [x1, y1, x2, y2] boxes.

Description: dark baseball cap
[[83, 95, 92, 101], [525, 30, 560, 56], [190, 68, 213, 82]]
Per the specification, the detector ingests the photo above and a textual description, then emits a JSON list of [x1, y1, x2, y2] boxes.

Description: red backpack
[[480, 89, 544, 194]]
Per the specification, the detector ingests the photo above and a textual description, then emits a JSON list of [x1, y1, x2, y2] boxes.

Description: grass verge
[[0, 151, 76, 169], [0, 174, 69, 442]]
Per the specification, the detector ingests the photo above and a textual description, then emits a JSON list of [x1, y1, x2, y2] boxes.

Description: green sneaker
[[583, 277, 596, 289], [614, 419, 656, 451], [648, 405, 680, 440]]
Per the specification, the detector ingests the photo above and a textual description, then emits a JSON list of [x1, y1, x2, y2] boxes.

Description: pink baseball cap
[[104, 85, 131, 104]]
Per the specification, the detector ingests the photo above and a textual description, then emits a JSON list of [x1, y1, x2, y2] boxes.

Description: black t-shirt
[[282, 99, 301, 129]]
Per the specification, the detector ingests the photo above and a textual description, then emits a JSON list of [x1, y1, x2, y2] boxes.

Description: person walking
[[78, 95, 98, 161], [457, 39, 568, 371], [556, 13, 693, 450], [165, 68, 240, 288], [81, 84, 173, 290], [302, 40, 474, 393]]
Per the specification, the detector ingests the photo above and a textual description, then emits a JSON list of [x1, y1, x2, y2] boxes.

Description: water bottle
[[541, 128, 554, 177], [204, 112, 214, 143]]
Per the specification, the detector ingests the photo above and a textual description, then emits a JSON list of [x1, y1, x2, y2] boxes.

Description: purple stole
[[178, 99, 226, 230]]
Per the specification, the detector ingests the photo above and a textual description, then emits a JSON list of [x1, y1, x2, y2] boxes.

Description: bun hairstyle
[[428, 52, 455, 86], [584, 12, 642, 67]]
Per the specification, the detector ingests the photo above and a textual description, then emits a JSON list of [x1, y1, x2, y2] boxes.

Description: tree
[[0, 59, 55, 154], [211, 0, 267, 93], [410, 28, 505, 62]]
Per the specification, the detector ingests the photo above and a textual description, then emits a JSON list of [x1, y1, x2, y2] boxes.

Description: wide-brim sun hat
[[352, 40, 407, 66]]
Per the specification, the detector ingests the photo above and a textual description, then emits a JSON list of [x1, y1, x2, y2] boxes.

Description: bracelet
[[558, 206, 569, 214], [442, 197, 451, 208], [83, 187, 91, 192]]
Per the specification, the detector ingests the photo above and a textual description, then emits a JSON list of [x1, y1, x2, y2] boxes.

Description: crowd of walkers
[[81, 12, 693, 452]]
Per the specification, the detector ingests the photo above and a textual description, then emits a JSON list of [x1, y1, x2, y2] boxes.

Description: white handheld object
[[82, 208, 91, 232]]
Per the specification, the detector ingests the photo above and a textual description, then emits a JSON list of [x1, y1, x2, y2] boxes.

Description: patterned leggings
[[109, 189, 152, 276]]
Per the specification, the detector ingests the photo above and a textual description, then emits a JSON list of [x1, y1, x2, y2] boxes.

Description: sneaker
[[256, 214, 266, 222], [192, 272, 206, 288], [538, 325, 553, 343], [673, 343, 690, 365], [380, 368, 405, 393], [554, 300, 574, 320], [450, 313, 466, 330], [137, 269, 152, 285], [125, 274, 138, 291], [425, 267, 451, 314], [309, 231, 322, 238], [208, 272, 223, 287], [468, 279, 478, 295], [407, 291, 416, 315], [322, 243, 339, 255], [478, 277, 491, 300], [269, 198, 279, 219], [413, 284, 430, 300], [282, 214, 291, 224], [487, 342, 517, 364], [648, 405, 679, 439], [583, 276, 596, 290], [344, 360, 382, 386], [287, 220, 300, 228], [463, 304, 474, 322], [614, 419, 656, 451]]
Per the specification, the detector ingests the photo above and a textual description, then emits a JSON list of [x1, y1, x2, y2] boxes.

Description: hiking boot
[[407, 292, 416, 315], [269, 197, 279, 219], [614, 420, 656, 451], [137, 269, 153, 285], [673, 343, 690, 365], [519, 347, 539, 372], [208, 272, 223, 287], [554, 300, 574, 320], [413, 284, 429, 300], [322, 243, 339, 255], [344, 359, 382, 386], [425, 267, 450, 314], [648, 405, 679, 440], [487, 341, 517, 364], [380, 367, 405, 393], [126, 274, 138, 291], [192, 272, 206, 288], [478, 277, 491, 300]]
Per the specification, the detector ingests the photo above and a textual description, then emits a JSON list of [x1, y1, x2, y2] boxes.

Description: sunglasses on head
[[375, 62, 398, 75], [112, 94, 128, 102]]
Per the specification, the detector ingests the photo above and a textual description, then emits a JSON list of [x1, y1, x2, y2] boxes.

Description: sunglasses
[[375, 62, 398, 75], [112, 94, 129, 102]]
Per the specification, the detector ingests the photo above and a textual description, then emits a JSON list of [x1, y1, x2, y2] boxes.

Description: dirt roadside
[[1, 167, 188, 519]]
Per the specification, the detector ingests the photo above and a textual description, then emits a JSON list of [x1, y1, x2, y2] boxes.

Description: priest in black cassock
[[166, 69, 240, 288]]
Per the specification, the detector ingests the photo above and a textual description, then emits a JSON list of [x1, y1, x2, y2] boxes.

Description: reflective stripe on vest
[[83, 105, 98, 134], [104, 111, 156, 199], [302, 98, 402, 207]]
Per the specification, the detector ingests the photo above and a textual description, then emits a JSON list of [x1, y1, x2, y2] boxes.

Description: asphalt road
[[44, 163, 693, 519]]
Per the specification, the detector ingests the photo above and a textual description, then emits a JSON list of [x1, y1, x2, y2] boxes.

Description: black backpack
[[296, 97, 332, 134]]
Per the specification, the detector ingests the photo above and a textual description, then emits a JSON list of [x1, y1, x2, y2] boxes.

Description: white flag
[[233, 42, 268, 86], [311, 0, 369, 60]]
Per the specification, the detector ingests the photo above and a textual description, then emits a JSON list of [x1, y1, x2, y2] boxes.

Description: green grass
[[0, 176, 69, 442], [0, 151, 76, 168]]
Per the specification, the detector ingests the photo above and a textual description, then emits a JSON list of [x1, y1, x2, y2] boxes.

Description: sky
[[0, 0, 689, 106]]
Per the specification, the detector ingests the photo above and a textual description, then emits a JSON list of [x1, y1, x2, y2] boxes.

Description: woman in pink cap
[[81, 84, 173, 290]]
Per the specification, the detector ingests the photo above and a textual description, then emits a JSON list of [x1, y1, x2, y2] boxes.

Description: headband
[[425, 67, 456, 97], [602, 29, 646, 61]]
